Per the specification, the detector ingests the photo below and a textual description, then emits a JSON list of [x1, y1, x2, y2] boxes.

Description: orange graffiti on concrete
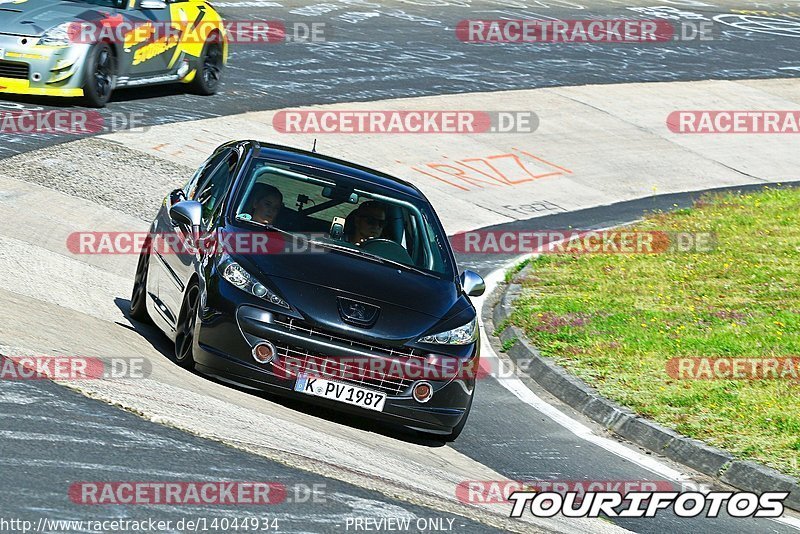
[[410, 148, 572, 191]]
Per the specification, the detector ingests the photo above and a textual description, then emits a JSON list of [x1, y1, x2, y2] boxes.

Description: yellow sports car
[[0, 0, 228, 107]]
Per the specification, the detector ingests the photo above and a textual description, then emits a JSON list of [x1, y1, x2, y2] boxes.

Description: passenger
[[346, 202, 387, 245], [249, 183, 296, 228]]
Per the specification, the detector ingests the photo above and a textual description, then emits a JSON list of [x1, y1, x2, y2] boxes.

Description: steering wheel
[[359, 238, 414, 264]]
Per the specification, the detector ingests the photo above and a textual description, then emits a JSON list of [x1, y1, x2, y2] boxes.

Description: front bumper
[[0, 34, 89, 97], [193, 279, 478, 434]]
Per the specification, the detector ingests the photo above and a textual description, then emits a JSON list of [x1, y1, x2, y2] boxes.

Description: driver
[[346, 202, 387, 245]]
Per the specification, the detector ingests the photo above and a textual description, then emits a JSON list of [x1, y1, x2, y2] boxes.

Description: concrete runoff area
[[1, 0, 797, 160], [100, 79, 800, 234]]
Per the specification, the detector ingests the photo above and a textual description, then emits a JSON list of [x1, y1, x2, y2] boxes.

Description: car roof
[[241, 141, 427, 200]]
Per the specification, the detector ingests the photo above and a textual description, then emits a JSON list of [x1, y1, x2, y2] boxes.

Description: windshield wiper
[[312, 240, 437, 278], [378, 255, 438, 278]]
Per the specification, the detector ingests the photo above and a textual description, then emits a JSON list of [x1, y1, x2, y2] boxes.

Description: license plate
[[294, 375, 386, 412]]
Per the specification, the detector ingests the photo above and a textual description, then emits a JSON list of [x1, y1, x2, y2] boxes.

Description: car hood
[[239, 247, 473, 344], [0, 0, 115, 37]]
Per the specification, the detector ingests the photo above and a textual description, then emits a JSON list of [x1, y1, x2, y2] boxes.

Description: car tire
[[174, 282, 200, 370], [82, 42, 116, 108], [445, 393, 474, 442], [190, 33, 224, 96], [130, 241, 153, 324]]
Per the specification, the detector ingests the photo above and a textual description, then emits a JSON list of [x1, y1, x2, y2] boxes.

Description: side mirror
[[169, 200, 202, 229], [140, 0, 167, 9], [460, 270, 485, 297]]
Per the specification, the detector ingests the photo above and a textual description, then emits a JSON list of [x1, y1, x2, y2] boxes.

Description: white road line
[[477, 254, 800, 530]]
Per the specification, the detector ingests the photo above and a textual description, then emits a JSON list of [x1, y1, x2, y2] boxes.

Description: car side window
[[184, 149, 230, 199], [193, 151, 239, 227]]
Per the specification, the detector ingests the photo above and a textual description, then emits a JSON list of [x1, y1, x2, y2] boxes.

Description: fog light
[[252, 341, 276, 364], [412, 381, 433, 403]]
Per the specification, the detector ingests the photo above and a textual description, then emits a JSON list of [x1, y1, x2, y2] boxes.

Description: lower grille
[[273, 343, 414, 396], [0, 60, 29, 80]]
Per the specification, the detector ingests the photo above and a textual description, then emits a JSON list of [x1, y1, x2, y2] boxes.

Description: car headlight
[[418, 316, 478, 345], [218, 254, 290, 309], [39, 22, 76, 46]]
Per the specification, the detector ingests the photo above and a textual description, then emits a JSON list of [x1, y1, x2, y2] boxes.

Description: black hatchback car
[[130, 141, 485, 440]]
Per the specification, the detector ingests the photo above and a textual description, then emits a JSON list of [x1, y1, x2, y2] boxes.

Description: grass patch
[[505, 258, 531, 283], [508, 186, 800, 478], [500, 338, 517, 352]]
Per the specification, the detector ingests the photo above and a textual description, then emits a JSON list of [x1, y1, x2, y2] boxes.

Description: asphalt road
[[1, 0, 800, 157], [0, 372, 503, 534], [1, 0, 799, 532]]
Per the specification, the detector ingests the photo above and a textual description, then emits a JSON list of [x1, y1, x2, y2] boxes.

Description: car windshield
[[232, 158, 454, 278]]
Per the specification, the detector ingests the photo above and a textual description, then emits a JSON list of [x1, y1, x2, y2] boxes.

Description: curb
[[489, 277, 800, 512]]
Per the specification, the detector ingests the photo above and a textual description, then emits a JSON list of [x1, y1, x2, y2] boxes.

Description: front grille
[[0, 60, 29, 80], [271, 317, 430, 396], [274, 343, 415, 396], [274, 316, 426, 360]]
